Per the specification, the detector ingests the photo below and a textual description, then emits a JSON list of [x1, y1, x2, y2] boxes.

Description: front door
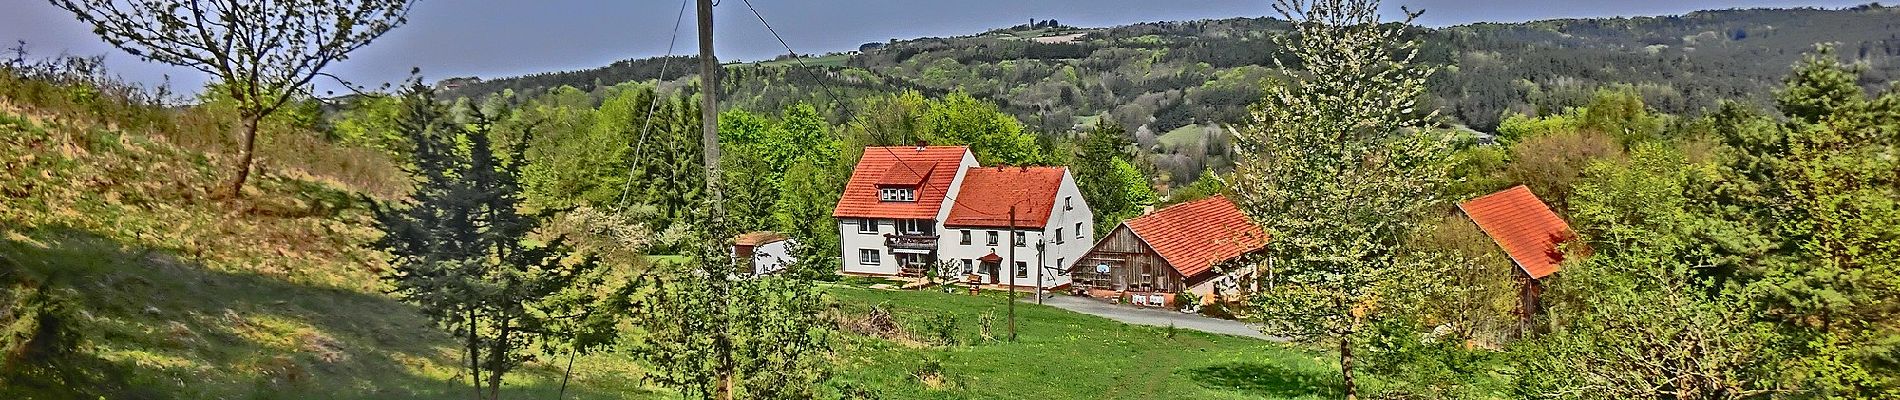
[[981, 261, 1001, 284]]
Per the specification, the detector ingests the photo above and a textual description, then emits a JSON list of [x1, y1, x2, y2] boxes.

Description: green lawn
[[822, 286, 1346, 399], [1158, 124, 1209, 151]]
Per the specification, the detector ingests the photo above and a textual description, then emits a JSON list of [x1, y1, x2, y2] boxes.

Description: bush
[[1199, 300, 1235, 320], [916, 313, 961, 346], [976, 309, 998, 342], [1175, 290, 1201, 312]]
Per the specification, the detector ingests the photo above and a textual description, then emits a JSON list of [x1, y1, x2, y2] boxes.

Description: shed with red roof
[[1457, 185, 1578, 326], [1069, 195, 1269, 307]]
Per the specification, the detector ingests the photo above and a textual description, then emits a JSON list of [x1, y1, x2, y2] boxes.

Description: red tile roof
[[1123, 196, 1269, 279], [834, 146, 971, 219], [1458, 185, 1575, 279], [876, 161, 937, 186], [734, 231, 789, 246], [943, 166, 1068, 229]]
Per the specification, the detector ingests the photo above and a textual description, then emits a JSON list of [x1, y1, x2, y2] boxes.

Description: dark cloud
[[0, 0, 1869, 94]]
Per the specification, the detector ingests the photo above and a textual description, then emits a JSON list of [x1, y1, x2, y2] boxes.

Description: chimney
[[915, 140, 928, 151]]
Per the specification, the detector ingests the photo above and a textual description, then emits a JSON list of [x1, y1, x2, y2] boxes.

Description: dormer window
[[879, 187, 917, 202]]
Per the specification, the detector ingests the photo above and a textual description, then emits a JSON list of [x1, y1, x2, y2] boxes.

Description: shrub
[[916, 313, 960, 346]]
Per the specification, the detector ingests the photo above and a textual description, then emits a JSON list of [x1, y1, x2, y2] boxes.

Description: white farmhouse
[[833, 145, 1093, 289]]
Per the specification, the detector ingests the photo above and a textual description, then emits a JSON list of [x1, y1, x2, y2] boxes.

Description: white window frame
[[1076, 222, 1084, 239], [1013, 231, 1026, 247], [987, 231, 999, 246], [857, 219, 878, 234], [1015, 261, 1028, 278], [1065, 196, 1073, 210], [879, 187, 916, 202], [1055, 228, 1065, 244], [960, 229, 972, 245], [859, 249, 881, 265]]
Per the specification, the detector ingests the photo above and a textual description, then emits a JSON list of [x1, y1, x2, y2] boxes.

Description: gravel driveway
[[1033, 295, 1283, 341]]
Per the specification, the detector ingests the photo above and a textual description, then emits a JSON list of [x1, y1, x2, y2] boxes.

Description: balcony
[[884, 233, 939, 250]]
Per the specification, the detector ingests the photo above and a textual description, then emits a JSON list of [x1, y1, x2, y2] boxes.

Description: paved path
[[1032, 295, 1283, 341]]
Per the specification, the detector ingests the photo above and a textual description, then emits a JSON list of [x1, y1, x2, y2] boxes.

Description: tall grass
[[0, 60, 406, 198]]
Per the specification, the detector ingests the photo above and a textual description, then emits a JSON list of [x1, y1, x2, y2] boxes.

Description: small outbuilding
[[734, 231, 797, 276], [1457, 185, 1577, 327], [1068, 195, 1269, 307]]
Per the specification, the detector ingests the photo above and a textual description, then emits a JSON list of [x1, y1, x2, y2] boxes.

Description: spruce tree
[[366, 81, 602, 400]]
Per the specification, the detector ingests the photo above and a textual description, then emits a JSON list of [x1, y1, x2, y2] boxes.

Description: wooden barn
[[1068, 195, 1269, 307], [1457, 185, 1578, 329]]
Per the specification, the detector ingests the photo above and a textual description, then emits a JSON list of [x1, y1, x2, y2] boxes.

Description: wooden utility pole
[[697, 0, 723, 210], [694, 1, 734, 399], [1007, 205, 1018, 342]]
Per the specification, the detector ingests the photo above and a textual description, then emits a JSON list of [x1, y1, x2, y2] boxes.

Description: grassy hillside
[[0, 73, 657, 399]]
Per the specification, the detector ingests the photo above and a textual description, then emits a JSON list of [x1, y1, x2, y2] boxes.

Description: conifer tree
[[1074, 122, 1156, 233], [1705, 46, 1900, 395], [365, 81, 601, 400]]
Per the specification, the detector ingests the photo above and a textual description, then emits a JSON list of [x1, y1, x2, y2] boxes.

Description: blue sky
[[0, 0, 1873, 95]]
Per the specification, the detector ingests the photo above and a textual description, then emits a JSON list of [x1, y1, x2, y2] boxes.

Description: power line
[[614, 0, 692, 211]]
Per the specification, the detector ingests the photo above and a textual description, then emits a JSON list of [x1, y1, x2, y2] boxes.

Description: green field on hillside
[[753, 53, 850, 68]]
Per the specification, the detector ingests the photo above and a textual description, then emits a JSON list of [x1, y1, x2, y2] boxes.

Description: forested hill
[[439, 4, 1900, 181], [446, 4, 1898, 125]]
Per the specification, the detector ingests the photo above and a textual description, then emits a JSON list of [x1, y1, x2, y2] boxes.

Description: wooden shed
[[1457, 185, 1578, 330], [1068, 196, 1268, 307]]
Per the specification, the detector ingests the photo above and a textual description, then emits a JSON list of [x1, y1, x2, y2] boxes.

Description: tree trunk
[[556, 347, 577, 399], [1340, 336, 1357, 400], [225, 114, 261, 198], [715, 370, 733, 400], [487, 320, 510, 400], [468, 309, 482, 400]]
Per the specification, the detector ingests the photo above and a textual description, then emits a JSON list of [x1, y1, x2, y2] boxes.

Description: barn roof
[[834, 146, 971, 219], [943, 166, 1069, 229], [1458, 185, 1575, 279], [1122, 195, 1269, 279]]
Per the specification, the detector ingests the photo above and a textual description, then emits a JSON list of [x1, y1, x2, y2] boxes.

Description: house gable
[[834, 146, 974, 220], [942, 166, 1068, 229]]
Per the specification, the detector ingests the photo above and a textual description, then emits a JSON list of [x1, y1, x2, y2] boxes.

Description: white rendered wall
[[1036, 171, 1095, 289], [839, 219, 898, 275], [752, 240, 796, 275]]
